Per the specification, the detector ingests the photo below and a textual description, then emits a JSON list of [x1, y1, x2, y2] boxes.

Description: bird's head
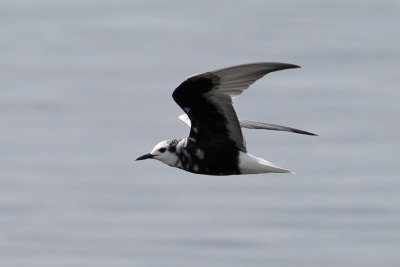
[[136, 140, 179, 166]]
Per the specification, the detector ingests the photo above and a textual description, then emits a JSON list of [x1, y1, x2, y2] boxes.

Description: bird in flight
[[136, 62, 316, 175]]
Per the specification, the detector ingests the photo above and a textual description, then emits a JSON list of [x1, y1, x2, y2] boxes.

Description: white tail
[[238, 152, 294, 174]]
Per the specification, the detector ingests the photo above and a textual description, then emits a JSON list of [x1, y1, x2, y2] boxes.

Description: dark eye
[[159, 148, 166, 153]]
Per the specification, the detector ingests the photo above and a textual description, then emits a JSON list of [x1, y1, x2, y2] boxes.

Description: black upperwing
[[172, 74, 239, 147], [172, 63, 301, 152]]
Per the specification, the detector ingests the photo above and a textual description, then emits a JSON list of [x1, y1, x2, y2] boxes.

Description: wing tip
[[273, 62, 301, 70], [250, 62, 301, 73], [251, 62, 302, 70], [301, 131, 318, 136]]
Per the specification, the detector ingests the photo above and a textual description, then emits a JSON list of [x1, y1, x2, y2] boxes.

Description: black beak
[[136, 153, 154, 161]]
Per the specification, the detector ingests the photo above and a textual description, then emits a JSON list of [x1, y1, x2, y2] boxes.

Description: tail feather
[[238, 152, 294, 174]]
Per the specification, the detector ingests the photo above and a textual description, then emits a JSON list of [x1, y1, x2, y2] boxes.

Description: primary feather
[[173, 62, 300, 152]]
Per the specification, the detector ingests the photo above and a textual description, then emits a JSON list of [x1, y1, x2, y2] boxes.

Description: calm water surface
[[1, 1, 399, 266]]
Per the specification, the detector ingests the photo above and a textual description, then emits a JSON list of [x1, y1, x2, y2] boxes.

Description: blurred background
[[1, 0, 399, 266]]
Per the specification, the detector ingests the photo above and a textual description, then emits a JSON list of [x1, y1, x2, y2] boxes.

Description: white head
[[136, 140, 179, 167]]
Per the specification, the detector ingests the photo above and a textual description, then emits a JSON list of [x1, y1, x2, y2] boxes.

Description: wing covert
[[172, 62, 300, 152]]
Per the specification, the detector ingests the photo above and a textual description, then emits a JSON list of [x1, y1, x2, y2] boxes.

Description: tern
[[136, 62, 316, 175]]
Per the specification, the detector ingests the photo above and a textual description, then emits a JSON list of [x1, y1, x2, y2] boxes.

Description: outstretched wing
[[179, 114, 317, 136], [172, 62, 300, 152], [239, 120, 317, 136]]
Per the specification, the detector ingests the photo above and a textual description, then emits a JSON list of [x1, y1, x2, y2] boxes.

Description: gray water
[[1, 0, 399, 266]]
